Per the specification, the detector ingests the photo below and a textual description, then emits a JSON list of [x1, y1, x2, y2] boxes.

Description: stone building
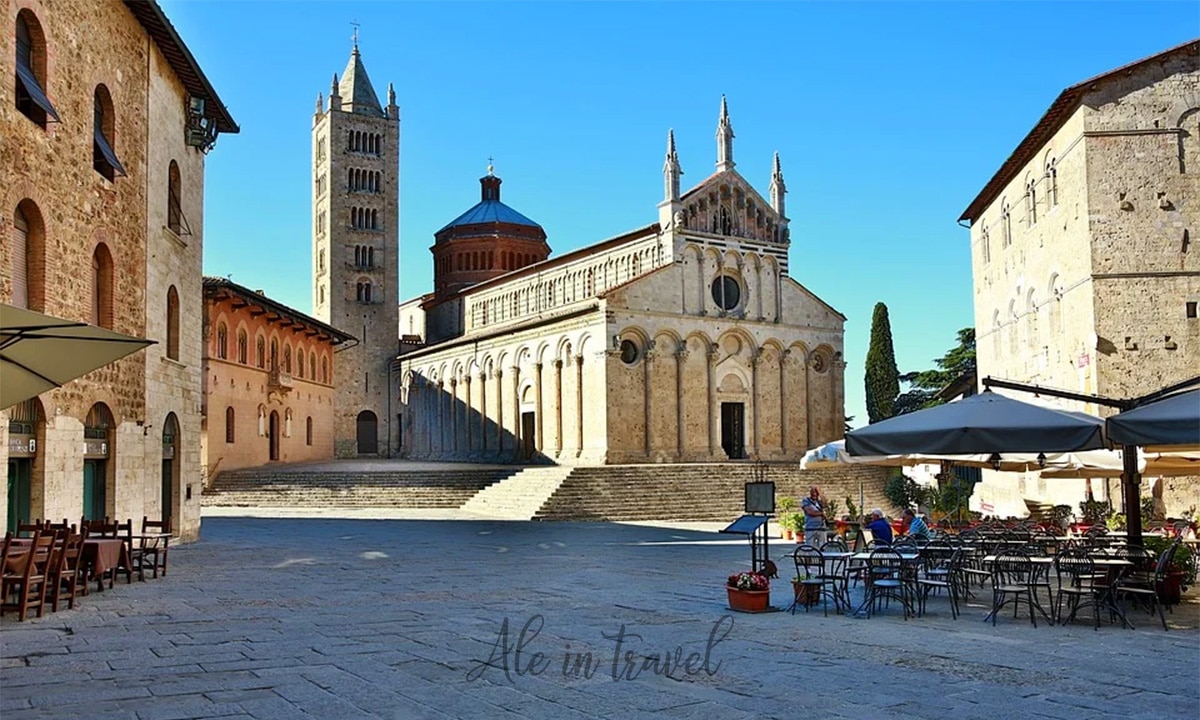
[[200, 278, 354, 477], [0, 0, 237, 539], [959, 40, 1199, 516], [397, 99, 847, 465], [311, 42, 400, 458]]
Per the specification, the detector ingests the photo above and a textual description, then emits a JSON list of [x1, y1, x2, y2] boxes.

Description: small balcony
[[268, 369, 294, 391]]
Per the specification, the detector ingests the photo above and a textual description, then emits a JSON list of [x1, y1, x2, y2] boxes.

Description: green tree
[[864, 302, 900, 423], [894, 327, 977, 416]]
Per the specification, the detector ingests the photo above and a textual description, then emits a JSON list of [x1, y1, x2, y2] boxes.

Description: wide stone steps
[[204, 468, 517, 509], [460, 466, 574, 520]]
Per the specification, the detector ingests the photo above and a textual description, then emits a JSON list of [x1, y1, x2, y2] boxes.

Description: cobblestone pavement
[[2, 517, 1198, 720]]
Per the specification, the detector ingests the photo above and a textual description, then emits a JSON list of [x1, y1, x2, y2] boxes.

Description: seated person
[[864, 509, 894, 545], [902, 508, 931, 539]]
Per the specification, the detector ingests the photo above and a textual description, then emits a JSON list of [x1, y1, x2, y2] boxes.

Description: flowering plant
[[727, 571, 770, 591]]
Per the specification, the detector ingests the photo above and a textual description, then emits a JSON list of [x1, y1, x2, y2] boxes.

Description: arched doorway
[[6, 399, 41, 529], [161, 413, 179, 529], [83, 403, 114, 521], [268, 410, 280, 461], [356, 410, 378, 455]]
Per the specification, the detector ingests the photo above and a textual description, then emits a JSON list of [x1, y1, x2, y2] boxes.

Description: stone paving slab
[[2, 517, 1198, 719]]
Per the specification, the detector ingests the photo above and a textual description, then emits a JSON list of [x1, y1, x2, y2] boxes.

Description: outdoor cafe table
[[82, 538, 128, 592], [981, 554, 1134, 628]]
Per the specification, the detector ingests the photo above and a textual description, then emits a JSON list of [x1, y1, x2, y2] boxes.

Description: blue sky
[[165, 0, 1196, 430]]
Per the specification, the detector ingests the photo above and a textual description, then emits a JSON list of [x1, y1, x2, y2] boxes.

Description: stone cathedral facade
[[312, 44, 400, 457], [396, 99, 847, 464]]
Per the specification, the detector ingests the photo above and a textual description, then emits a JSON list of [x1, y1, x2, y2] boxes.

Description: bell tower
[[312, 39, 400, 456]]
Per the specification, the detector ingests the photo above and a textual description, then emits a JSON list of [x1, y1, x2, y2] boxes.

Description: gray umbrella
[[1107, 389, 1200, 449], [1, 304, 153, 410], [845, 390, 1105, 456]]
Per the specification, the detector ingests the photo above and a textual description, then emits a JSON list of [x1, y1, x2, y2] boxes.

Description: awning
[[16, 62, 60, 122], [1106, 389, 1200, 450], [93, 128, 127, 177]]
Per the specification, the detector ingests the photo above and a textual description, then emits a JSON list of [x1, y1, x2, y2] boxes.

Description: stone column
[[707, 344, 719, 455], [463, 375, 472, 453], [449, 378, 458, 455], [779, 349, 790, 454], [575, 354, 584, 456], [755, 262, 764, 321], [804, 354, 813, 450], [675, 346, 688, 458], [494, 368, 504, 452], [642, 342, 655, 458], [436, 381, 446, 456], [534, 362, 544, 453], [751, 349, 761, 458], [478, 372, 488, 453], [554, 359, 564, 457], [510, 366, 521, 458]]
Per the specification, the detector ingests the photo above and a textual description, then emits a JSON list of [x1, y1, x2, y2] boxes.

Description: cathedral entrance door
[[721, 403, 745, 459], [520, 412, 536, 460]]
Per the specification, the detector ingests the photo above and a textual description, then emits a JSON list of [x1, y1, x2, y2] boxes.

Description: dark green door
[[7, 459, 32, 530], [83, 459, 105, 521], [161, 459, 173, 528]]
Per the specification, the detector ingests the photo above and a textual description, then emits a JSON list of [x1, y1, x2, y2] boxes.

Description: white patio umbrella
[[1, 304, 153, 410]]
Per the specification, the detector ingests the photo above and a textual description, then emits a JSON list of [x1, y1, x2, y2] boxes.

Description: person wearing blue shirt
[[800, 486, 827, 547], [864, 509, 893, 545], [902, 508, 931, 539]]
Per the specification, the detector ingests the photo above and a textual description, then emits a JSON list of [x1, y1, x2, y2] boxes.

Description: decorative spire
[[338, 45, 384, 116], [330, 73, 340, 97], [769, 151, 786, 217], [663, 129, 682, 202], [716, 95, 735, 172], [387, 82, 396, 107], [487, 156, 495, 176], [481, 160, 501, 201], [316, 92, 323, 113]]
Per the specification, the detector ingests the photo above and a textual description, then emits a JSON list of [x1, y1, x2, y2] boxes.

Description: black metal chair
[[861, 547, 913, 620], [989, 552, 1044, 627], [1114, 542, 1174, 631], [790, 545, 839, 616], [1054, 548, 1105, 629], [916, 548, 964, 619]]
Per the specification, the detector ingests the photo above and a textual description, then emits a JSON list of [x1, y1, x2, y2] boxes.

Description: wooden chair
[[46, 533, 83, 612], [1, 530, 49, 621], [15, 520, 43, 538], [140, 516, 171, 578]]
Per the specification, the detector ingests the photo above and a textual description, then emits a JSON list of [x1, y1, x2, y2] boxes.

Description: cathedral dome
[[430, 169, 550, 301]]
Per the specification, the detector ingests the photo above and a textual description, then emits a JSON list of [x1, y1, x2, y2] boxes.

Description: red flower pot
[[726, 587, 771, 613]]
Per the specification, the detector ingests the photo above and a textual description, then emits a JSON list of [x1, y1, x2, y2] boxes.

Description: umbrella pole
[[1121, 443, 1143, 546]]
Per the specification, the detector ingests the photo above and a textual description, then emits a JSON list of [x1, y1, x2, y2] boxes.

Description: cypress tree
[[865, 302, 900, 423]]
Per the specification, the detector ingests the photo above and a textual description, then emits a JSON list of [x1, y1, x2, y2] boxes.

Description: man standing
[[800, 486, 827, 547]]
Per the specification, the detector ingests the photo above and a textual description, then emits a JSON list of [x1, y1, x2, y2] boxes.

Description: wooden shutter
[[11, 219, 28, 308]]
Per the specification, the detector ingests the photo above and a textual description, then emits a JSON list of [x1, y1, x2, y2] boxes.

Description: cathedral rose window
[[712, 275, 741, 311]]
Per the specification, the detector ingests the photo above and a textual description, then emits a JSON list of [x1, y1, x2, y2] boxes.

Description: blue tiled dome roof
[[437, 200, 542, 233]]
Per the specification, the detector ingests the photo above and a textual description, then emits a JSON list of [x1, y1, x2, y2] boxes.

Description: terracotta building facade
[[0, 0, 237, 539], [397, 101, 847, 465], [200, 278, 354, 476]]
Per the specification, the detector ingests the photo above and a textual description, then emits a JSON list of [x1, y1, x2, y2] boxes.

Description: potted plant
[[1049, 505, 1073, 533], [1143, 537, 1197, 606], [726, 571, 771, 613], [777, 497, 797, 539]]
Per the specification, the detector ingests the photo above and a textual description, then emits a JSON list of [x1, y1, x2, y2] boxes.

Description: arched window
[[309, 352, 316, 380], [91, 243, 114, 328], [1026, 178, 1037, 226], [1046, 159, 1058, 208], [216, 322, 228, 359], [237, 329, 248, 364], [270, 338, 278, 370], [167, 160, 186, 235], [297, 348, 305, 378], [981, 224, 990, 265], [321, 356, 329, 384], [283, 345, 292, 374], [256, 335, 265, 368], [166, 286, 180, 360], [306, 416, 313, 446], [1001, 200, 1012, 248], [10, 201, 46, 310], [92, 85, 124, 180], [225, 407, 235, 443], [15, 11, 58, 127]]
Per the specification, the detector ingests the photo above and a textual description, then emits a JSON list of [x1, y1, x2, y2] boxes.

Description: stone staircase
[[533, 463, 892, 522], [204, 466, 519, 509], [459, 466, 574, 520]]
